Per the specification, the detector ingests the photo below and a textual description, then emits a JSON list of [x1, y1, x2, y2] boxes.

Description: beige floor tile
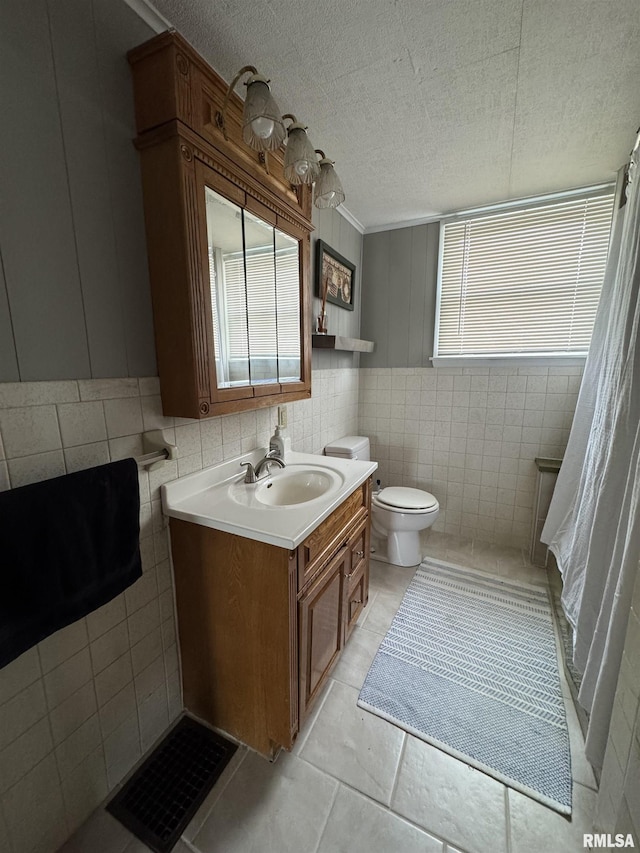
[[478, 541, 525, 567], [123, 839, 151, 852], [193, 750, 338, 853], [0, 809, 9, 853], [358, 589, 405, 635], [391, 736, 509, 853], [563, 695, 597, 791], [331, 627, 383, 691], [317, 784, 444, 853], [356, 588, 378, 627], [509, 565, 549, 587], [369, 560, 417, 596], [421, 531, 451, 560], [292, 677, 333, 757], [58, 808, 132, 853], [182, 746, 248, 842], [464, 547, 499, 573], [508, 781, 597, 853], [445, 539, 475, 566], [300, 680, 405, 805]]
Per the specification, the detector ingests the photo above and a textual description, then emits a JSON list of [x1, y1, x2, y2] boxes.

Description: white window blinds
[[436, 190, 615, 358], [221, 247, 299, 359]]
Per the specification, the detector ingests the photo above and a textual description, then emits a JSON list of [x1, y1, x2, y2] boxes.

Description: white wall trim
[[336, 204, 364, 234], [441, 182, 615, 224], [364, 213, 442, 235], [123, 0, 171, 33], [363, 182, 616, 235]]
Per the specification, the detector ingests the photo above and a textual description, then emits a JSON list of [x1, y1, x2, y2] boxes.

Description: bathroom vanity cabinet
[[169, 478, 371, 758]]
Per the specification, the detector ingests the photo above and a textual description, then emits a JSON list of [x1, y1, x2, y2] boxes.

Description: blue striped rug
[[358, 559, 572, 814]]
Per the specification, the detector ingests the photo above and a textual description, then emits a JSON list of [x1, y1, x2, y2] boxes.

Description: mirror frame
[[129, 31, 312, 418]]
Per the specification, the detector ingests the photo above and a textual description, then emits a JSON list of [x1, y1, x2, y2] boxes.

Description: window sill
[[431, 355, 587, 368]]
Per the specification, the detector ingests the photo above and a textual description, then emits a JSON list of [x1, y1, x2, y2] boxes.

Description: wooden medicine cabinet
[[128, 32, 313, 418]]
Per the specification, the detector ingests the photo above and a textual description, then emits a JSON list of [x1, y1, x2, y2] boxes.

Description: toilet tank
[[324, 436, 370, 461]]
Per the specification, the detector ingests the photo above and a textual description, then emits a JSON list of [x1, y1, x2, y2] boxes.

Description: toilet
[[324, 436, 439, 567]]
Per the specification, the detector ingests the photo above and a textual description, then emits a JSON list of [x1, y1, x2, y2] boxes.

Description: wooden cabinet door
[[298, 546, 347, 720]]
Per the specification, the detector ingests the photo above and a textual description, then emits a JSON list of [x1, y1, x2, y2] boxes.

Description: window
[[434, 188, 615, 362]]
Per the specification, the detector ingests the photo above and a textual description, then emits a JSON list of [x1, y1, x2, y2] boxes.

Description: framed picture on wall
[[315, 240, 355, 311]]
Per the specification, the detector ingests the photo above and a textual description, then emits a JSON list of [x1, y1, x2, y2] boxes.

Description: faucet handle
[[240, 461, 257, 483]]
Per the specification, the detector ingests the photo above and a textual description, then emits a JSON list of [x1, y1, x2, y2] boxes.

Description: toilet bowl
[[324, 436, 440, 567]]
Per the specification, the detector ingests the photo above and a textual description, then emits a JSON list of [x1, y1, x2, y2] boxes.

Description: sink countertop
[[161, 448, 377, 550]]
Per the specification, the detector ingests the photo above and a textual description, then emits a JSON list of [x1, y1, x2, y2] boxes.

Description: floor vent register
[[107, 715, 237, 853]]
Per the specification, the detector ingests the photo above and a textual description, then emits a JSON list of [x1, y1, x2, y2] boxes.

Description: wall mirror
[[205, 188, 301, 390]]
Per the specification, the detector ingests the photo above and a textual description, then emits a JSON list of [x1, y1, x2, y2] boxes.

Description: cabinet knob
[[352, 598, 363, 605], [356, 550, 365, 558]]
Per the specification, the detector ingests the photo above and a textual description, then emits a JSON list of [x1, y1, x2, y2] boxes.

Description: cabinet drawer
[[345, 562, 366, 641], [297, 485, 367, 591], [347, 517, 368, 592]]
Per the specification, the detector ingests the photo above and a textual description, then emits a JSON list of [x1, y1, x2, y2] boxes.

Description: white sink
[[254, 466, 343, 507], [161, 449, 377, 550]]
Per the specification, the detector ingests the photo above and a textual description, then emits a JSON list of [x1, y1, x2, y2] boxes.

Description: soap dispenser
[[269, 425, 290, 459]]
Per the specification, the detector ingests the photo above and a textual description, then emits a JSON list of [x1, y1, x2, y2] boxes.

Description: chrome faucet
[[240, 449, 286, 483]]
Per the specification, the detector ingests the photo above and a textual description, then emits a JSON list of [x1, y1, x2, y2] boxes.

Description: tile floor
[[60, 531, 598, 853]]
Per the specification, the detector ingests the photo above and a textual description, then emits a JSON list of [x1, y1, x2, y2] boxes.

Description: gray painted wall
[[311, 207, 363, 370], [0, 0, 363, 382], [0, 0, 157, 382], [360, 222, 440, 368]]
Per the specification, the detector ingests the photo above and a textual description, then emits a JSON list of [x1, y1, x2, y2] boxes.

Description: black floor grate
[[107, 716, 237, 853]]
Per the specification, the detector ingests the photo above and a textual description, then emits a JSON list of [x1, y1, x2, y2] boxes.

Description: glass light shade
[[284, 125, 320, 185], [242, 76, 286, 151], [314, 159, 345, 209]]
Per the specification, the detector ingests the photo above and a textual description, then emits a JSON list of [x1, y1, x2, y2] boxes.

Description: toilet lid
[[375, 487, 438, 510]]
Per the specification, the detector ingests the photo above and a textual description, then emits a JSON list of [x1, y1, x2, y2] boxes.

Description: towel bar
[[136, 449, 170, 469], [139, 431, 178, 471]]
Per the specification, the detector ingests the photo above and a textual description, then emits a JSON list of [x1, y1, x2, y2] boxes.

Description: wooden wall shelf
[[312, 335, 375, 353]]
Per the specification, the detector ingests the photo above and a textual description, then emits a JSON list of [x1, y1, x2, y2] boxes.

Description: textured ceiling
[[148, 0, 640, 231]]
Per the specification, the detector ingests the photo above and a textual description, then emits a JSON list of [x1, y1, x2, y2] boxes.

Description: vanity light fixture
[[313, 150, 345, 209], [282, 115, 320, 185], [218, 65, 286, 151]]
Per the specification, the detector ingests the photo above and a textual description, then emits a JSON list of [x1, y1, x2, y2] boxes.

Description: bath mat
[[358, 559, 572, 814]]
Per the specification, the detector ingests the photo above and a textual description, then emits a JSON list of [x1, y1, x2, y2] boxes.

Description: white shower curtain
[[542, 145, 640, 771]]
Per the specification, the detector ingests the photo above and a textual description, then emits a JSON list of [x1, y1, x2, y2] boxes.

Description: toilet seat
[[373, 487, 438, 513]]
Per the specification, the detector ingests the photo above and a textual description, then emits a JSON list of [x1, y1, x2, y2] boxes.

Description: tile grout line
[[388, 730, 408, 809], [294, 678, 335, 757], [504, 785, 512, 853], [310, 777, 341, 853], [295, 748, 454, 851], [182, 742, 249, 845]]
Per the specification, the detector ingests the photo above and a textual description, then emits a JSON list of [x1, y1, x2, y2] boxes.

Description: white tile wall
[[359, 365, 582, 548], [0, 368, 359, 853]]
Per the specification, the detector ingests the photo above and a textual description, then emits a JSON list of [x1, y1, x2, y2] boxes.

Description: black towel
[[0, 458, 142, 669]]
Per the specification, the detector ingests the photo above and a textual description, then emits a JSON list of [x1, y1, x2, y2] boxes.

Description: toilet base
[[387, 530, 423, 567]]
